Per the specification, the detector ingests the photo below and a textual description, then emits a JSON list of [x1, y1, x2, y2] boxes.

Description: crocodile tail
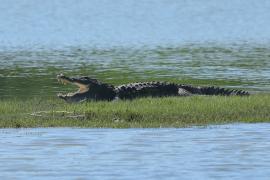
[[178, 85, 249, 96], [198, 86, 249, 96]]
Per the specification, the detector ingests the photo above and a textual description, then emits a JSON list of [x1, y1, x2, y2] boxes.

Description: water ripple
[[0, 124, 270, 179]]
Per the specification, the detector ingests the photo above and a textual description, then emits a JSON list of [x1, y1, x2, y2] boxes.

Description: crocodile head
[[57, 74, 116, 102]]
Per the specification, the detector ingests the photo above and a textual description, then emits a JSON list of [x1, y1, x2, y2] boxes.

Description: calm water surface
[[1, 123, 270, 179], [1, 0, 270, 47], [1, 2, 270, 179], [1, 0, 270, 98]]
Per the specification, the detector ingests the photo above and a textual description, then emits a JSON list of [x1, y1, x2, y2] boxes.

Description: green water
[[1, 44, 269, 99], [1, 0, 270, 99]]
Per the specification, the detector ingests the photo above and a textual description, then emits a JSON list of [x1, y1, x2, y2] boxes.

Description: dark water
[[1, 124, 270, 179], [1, 0, 270, 98]]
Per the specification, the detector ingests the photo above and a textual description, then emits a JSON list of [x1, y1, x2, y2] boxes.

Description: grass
[[0, 94, 269, 128]]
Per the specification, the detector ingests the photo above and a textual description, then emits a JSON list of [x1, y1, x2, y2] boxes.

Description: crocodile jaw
[[57, 74, 89, 102]]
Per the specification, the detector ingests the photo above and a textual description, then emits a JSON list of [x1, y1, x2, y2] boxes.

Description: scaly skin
[[57, 74, 249, 102]]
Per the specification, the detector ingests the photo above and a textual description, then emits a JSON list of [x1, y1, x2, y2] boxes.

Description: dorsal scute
[[115, 81, 179, 99], [116, 81, 172, 90]]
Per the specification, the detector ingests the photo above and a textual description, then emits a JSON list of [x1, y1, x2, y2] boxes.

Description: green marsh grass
[[0, 94, 269, 128]]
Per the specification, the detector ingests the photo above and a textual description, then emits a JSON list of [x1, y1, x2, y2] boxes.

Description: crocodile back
[[115, 82, 179, 99]]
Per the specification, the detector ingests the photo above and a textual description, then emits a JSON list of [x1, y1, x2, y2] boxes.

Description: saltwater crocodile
[[57, 74, 249, 103]]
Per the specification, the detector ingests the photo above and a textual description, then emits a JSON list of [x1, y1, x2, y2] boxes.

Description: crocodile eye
[[82, 76, 90, 80]]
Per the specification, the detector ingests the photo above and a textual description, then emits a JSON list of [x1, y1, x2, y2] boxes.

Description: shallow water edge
[[1, 123, 270, 179]]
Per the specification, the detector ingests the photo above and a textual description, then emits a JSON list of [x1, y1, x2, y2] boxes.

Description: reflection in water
[[1, 0, 270, 98], [0, 1, 269, 179], [0, 45, 270, 99], [0, 123, 270, 179], [1, 0, 270, 48]]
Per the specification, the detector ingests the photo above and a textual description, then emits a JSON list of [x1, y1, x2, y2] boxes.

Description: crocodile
[[57, 74, 249, 103]]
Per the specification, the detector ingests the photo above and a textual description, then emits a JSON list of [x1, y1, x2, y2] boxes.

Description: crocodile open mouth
[[57, 74, 89, 98]]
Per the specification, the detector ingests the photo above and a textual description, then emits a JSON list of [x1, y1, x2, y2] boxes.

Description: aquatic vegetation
[[1, 45, 270, 100]]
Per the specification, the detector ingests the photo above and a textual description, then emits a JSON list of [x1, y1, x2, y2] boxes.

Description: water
[[1, 2, 270, 178], [0, 123, 270, 179], [1, 45, 270, 99], [1, 0, 270, 47], [0, 0, 270, 98]]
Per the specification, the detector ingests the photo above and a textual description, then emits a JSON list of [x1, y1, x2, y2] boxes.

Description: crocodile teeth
[[59, 79, 67, 85], [67, 93, 74, 96]]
